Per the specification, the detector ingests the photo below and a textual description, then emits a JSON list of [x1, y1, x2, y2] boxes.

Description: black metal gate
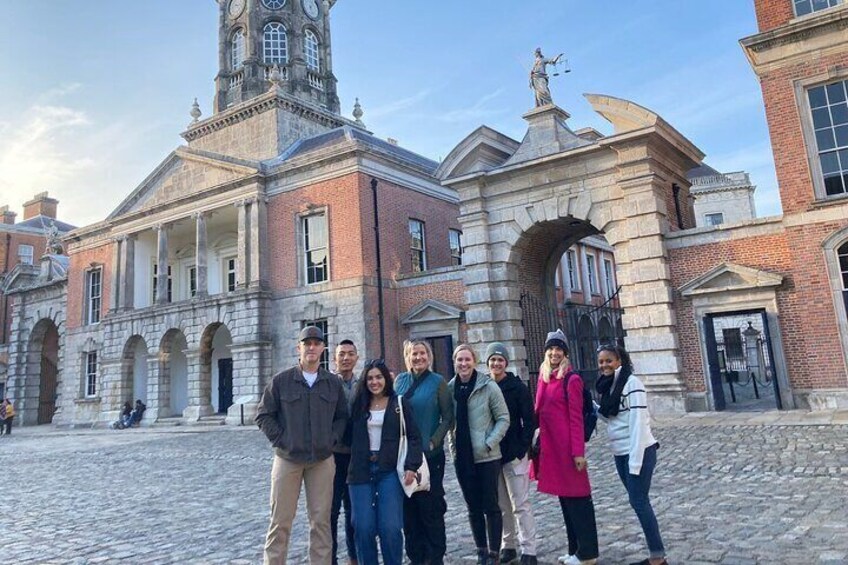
[[520, 290, 626, 396], [703, 309, 782, 411]]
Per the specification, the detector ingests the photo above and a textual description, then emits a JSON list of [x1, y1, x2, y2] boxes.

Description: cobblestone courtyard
[[2, 414, 847, 565]]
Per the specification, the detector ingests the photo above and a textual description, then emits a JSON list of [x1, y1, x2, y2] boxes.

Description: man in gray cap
[[257, 325, 349, 564]]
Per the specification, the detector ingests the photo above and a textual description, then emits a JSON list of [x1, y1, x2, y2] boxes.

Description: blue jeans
[[349, 463, 405, 565], [614, 443, 665, 559]]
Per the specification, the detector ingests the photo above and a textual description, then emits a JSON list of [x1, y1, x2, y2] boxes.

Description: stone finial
[[353, 97, 364, 126], [190, 98, 202, 124], [268, 64, 283, 90]]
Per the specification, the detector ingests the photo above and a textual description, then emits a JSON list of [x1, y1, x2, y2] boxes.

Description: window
[[586, 253, 598, 294], [263, 22, 287, 64], [85, 351, 98, 398], [18, 244, 34, 265], [449, 229, 462, 266], [231, 29, 246, 70], [566, 250, 580, 291], [304, 30, 320, 71], [705, 213, 725, 226], [303, 213, 328, 284], [85, 268, 102, 325], [409, 219, 426, 273], [808, 79, 848, 197], [840, 242, 848, 316], [188, 266, 197, 298], [262, 0, 286, 9], [794, 0, 842, 16], [152, 264, 173, 304], [224, 257, 237, 292], [604, 258, 615, 298], [723, 328, 744, 360], [302, 319, 329, 369]]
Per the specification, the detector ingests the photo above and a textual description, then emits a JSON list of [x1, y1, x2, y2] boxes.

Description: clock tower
[[214, 0, 340, 114]]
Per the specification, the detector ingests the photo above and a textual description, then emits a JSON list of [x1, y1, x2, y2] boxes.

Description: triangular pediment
[[401, 299, 464, 325], [107, 147, 260, 220], [436, 126, 519, 181], [679, 262, 783, 297]]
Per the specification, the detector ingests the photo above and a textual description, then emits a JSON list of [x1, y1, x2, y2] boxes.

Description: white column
[[109, 237, 122, 313], [236, 200, 250, 289], [156, 224, 170, 305], [249, 197, 267, 289], [195, 212, 208, 298], [579, 244, 592, 305], [120, 235, 136, 310]]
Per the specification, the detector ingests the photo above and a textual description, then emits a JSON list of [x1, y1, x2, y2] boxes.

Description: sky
[[0, 0, 780, 227]]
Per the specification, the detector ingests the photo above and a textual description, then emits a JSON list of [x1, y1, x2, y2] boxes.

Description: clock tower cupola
[[214, 0, 340, 114]]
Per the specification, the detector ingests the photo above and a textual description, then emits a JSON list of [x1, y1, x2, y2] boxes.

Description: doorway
[[217, 358, 233, 414]]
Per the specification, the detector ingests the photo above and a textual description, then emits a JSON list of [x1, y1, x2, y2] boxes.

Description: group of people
[[0, 398, 14, 436], [114, 399, 146, 429], [255, 326, 667, 565]]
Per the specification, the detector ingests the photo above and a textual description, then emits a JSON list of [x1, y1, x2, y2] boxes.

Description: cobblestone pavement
[[1, 414, 847, 564]]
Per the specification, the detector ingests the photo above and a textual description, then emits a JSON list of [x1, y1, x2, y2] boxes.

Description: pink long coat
[[530, 367, 592, 498]]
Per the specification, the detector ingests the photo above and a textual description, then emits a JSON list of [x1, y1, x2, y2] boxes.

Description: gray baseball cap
[[299, 326, 325, 343]]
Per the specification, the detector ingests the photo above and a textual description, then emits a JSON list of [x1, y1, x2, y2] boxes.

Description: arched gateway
[[439, 96, 704, 412]]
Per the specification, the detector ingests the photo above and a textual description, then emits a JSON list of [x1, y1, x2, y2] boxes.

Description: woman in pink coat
[[530, 330, 598, 565]]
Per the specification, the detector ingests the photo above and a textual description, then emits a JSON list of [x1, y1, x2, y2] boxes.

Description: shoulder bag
[[397, 396, 430, 497]]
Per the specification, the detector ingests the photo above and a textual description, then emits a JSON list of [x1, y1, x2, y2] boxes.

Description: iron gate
[[520, 290, 626, 397]]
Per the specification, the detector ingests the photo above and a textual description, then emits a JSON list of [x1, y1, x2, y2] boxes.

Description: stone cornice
[[181, 89, 364, 142]]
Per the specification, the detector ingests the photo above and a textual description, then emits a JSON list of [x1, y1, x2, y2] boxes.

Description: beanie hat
[[544, 329, 568, 354], [485, 342, 509, 364]]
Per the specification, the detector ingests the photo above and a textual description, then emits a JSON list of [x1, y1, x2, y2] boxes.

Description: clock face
[[262, 0, 286, 9], [302, 0, 320, 19], [228, 0, 245, 17]]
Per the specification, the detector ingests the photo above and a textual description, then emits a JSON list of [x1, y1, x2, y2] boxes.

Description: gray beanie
[[486, 342, 509, 363], [544, 329, 568, 354]]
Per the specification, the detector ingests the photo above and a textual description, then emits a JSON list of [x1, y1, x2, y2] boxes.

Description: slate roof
[[686, 163, 721, 179], [14, 215, 77, 232]]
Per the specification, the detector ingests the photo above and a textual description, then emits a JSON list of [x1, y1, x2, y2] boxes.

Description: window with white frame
[[18, 244, 34, 265], [302, 319, 329, 369], [188, 265, 197, 298], [449, 229, 462, 266], [705, 212, 725, 226], [409, 219, 426, 273], [231, 29, 246, 70], [304, 30, 320, 71], [839, 242, 848, 310], [85, 351, 98, 398], [224, 257, 237, 292], [794, 0, 842, 17], [566, 249, 580, 290], [303, 213, 328, 284], [604, 258, 615, 298], [809, 79, 848, 197], [152, 264, 173, 303], [586, 253, 598, 294], [85, 267, 102, 325], [263, 22, 287, 65]]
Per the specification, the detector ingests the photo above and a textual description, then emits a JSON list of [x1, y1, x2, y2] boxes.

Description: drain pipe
[[370, 177, 386, 359]]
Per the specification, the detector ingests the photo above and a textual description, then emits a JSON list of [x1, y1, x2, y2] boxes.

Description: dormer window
[[231, 29, 246, 70], [304, 30, 320, 72], [263, 22, 288, 65]]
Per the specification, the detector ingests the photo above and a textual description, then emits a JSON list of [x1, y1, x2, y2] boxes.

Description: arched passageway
[[160, 329, 188, 417], [121, 336, 149, 405], [200, 323, 233, 414], [28, 319, 60, 425]]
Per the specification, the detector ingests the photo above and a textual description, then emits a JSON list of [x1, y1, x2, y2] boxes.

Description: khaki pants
[[497, 456, 537, 556], [264, 455, 336, 565]]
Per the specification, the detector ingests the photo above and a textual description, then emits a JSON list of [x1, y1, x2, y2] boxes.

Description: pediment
[[679, 262, 783, 297], [436, 126, 519, 181], [107, 147, 260, 220], [401, 299, 464, 325]]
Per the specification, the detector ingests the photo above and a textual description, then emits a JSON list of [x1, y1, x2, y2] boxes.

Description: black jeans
[[559, 496, 599, 560], [456, 459, 503, 554], [403, 450, 447, 564], [331, 452, 356, 564], [3, 417, 12, 435]]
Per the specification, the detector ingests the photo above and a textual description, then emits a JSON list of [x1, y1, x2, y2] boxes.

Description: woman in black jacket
[[347, 359, 423, 565]]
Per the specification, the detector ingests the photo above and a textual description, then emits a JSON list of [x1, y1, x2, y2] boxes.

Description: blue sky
[[0, 0, 779, 226]]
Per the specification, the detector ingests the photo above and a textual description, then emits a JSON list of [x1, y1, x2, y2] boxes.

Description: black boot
[[520, 555, 538, 565], [477, 549, 490, 565], [500, 549, 518, 563], [488, 551, 501, 565]]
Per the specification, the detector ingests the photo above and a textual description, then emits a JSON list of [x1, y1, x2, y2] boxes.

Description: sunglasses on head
[[365, 358, 387, 369]]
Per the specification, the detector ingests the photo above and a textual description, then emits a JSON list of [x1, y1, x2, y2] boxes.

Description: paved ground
[[1, 411, 847, 565]]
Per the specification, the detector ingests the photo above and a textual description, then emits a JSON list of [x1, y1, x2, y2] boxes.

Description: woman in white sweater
[[595, 344, 667, 565]]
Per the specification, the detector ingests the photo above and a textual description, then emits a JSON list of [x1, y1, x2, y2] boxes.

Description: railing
[[690, 171, 751, 188], [307, 71, 324, 91], [263, 65, 289, 81], [229, 69, 245, 89]]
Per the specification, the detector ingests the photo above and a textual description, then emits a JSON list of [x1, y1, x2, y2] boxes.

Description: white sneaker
[[558, 556, 580, 565]]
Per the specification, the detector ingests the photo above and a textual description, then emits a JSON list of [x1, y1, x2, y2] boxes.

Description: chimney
[[23, 191, 58, 220], [0, 205, 16, 225]]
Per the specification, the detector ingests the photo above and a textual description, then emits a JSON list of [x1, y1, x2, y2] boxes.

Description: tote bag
[[397, 396, 430, 497]]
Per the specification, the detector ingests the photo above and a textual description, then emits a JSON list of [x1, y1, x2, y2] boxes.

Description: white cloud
[[367, 88, 433, 119], [435, 88, 509, 123]]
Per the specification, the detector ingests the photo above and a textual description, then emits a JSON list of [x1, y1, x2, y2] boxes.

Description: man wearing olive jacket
[[256, 326, 349, 565]]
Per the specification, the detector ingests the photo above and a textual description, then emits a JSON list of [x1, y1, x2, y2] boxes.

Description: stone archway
[[159, 329, 188, 418], [121, 336, 150, 405], [443, 95, 704, 412], [27, 319, 60, 425], [199, 323, 233, 415]]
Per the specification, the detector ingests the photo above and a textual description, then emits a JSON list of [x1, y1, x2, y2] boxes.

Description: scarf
[[597, 365, 631, 418], [453, 370, 477, 477]]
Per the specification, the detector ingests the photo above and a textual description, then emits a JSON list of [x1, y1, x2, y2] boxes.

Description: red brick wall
[[756, 52, 848, 214], [66, 243, 114, 330], [0, 232, 52, 343], [266, 172, 461, 292], [753, 0, 796, 32], [669, 225, 848, 394]]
